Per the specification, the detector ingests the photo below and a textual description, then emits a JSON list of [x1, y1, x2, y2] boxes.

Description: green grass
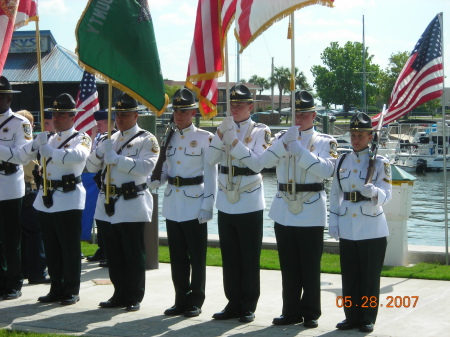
[[0, 331, 68, 337], [81, 242, 450, 281]]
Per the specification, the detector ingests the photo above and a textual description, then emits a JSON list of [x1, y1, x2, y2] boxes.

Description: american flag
[[372, 13, 443, 128], [185, 0, 237, 118], [74, 71, 100, 135]]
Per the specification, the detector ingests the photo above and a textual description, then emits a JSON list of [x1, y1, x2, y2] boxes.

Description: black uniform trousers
[[166, 218, 207, 308], [38, 209, 82, 296], [218, 210, 263, 314], [97, 220, 146, 305], [21, 196, 47, 281], [0, 198, 23, 293], [274, 223, 324, 320], [339, 237, 387, 325]]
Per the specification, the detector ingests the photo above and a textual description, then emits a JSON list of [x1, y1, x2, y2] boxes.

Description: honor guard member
[[205, 84, 271, 323], [0, 76, 33, 300], [19, 93, 90, 305], [86, 109, 117, 267], [329, 113, 392, 333], [86, 93, 159, 312], [260, 90, 337, 328], [150, 88, 217, 318]]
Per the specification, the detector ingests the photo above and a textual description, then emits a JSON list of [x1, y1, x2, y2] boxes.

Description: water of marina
[[155, 171, 449, 247]]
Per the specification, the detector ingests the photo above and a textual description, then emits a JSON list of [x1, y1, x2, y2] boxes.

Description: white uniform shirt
[[260, 128, 337, 227], [205, 117, 271, 214], [20, 127, 90, 212], [0, 109, 32, 200], [329, 148, 392, 240], [86, 124, 159, 224], [160, 124, 217, 222]]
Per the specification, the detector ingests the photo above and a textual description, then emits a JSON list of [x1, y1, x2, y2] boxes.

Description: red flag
[[74, 71, 100, 135], [185, 0, 237, 118], [15, 0, 37, 29], [235, 0, 334, 52], [0, 0, 37, 73], [372, 13, 443, 128]]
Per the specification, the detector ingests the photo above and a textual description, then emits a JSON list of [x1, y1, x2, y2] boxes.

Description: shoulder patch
[[150, 137, 160, 153], [329, 141, 338, 158], [384, 163, 391, 177], [23, 123, 32, 140], [81, 136, 92, 149], [264, 131, 272, 145]]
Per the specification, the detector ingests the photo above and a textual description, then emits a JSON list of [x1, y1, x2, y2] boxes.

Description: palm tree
[[248, 75, 270, 99], [270, 66, 290, 112]]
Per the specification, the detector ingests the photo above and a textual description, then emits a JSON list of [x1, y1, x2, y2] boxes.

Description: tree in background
[[376, 51, 409, 107], [248, 75, 270, 99], [164, 83, 182, 99], [270, 66, 290, 111], [311, 41, 379, 113]]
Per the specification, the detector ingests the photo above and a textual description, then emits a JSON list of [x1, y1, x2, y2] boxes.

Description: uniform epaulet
[[254, 122, 268, 128], [319, 134, 335, 139]]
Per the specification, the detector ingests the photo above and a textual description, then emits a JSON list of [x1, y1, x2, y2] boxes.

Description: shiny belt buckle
[[232, 166, 235, 176], [286, 183, 293, 193], [173, 176, 180, 187], [46, 179, 52, 189], [109, 185, 116, 195], [350, 191, 357, 202]]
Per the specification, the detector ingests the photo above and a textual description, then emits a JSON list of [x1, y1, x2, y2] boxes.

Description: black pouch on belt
[[62, 174, 76, 192], [42, 189, 54, 208], [122, 181, 138, 200]]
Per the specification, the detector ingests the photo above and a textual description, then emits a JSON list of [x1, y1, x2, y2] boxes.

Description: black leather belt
[[219, 165, 258, 176], [101, 182, 148, 196], [46, 175, 82, 189], [0, 162, 19, 172], [343, 191, 371, 202], [278, 182, 324, 192], [168, 175, 204, 187]]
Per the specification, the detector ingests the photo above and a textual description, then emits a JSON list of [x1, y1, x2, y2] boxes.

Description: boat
[[394, 122, 450, 172]]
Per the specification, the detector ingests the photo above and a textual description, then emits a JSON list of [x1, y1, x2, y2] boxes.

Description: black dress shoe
[[99, 299, 125, 308], [360, 322, 374, 332], [272, 315, 303, 325], [304, 319, 319, 328], [336, 319, 357, 330], [29, 277, 51, 284], [164, 305, 187, 315], [86, 255, 103, 262], [212, 309, 241, 320], [239, 311, 255, 323], [126, 302, 140, 311], [60, 295, 80, 305], [184, 306, 201, 317], [38, 293, 63, 303], [4, 290, 22, 300], [99, 260, 109, 268]]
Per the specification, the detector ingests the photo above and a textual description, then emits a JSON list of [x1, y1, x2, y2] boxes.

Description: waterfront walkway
[[0, 260, 449, 337]]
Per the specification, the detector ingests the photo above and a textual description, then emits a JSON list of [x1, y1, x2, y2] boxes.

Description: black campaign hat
[[230, 84, 254, 102], [350, 112, 373, 131], [112, 92, 145, 112], [45, 93, 83, 115], [44, 110, 53, 119], [295, 90, 323, 112], [0, 76, 20, 94], [94, 109, 115, 121], [172, 88, 198, 110]]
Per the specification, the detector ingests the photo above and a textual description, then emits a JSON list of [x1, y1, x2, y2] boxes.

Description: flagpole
[[225, 39, 230, 115], [105, 82, 113, 204], [35, 18, 47, 196], [438, 12, 448, 265], [289, 14, 295, 127]]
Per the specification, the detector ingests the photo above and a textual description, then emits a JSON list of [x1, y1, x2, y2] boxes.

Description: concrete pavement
[[0, 260, 449, 337]]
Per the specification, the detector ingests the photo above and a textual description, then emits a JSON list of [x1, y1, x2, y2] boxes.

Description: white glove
[[96, 144, 106, 159], [198, 209, 213, 224], [360, 183, 377, 198], [328, 226, 339, 240], [39, 144, 53, 158], [282, 126, 300, 145], [104, 150, 120, 165], [222, 128, 238, 146], [33, 132, 48, 150], [287, 141, 305, 157], [218, 116, 234, 134], [148, 179, 160, 190], [103, 139, 114, 152]]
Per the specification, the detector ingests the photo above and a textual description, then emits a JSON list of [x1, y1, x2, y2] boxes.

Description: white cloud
[[39, 0, 69, 16]]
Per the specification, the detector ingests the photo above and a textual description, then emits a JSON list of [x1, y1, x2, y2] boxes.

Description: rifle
[[365, 105, 387, 184], [151, 116, 175, 182]]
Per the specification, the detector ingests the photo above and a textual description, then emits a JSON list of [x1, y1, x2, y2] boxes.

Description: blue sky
[[33, 0, 450, 95]]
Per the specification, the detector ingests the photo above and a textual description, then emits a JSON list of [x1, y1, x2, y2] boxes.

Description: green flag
[[75, 0, 168, 115]]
